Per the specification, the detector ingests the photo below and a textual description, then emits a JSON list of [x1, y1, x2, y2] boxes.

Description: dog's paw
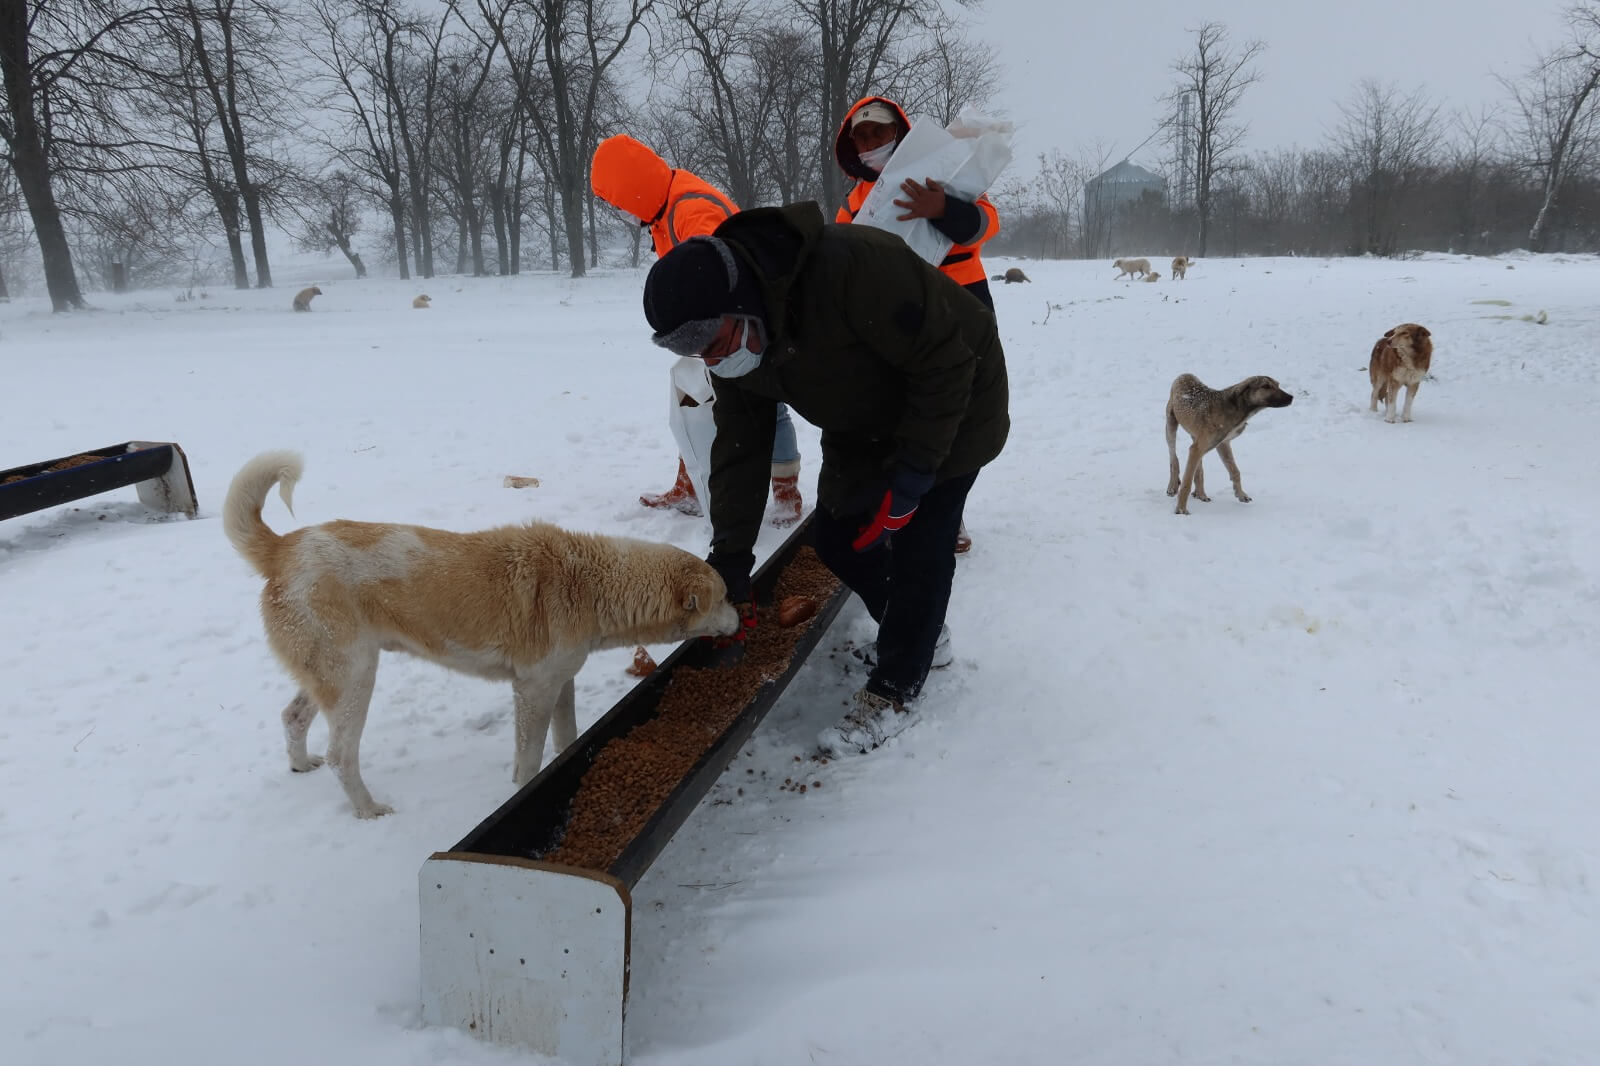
[[290, 754, 325, 772], [354, 802, 395, 819], [1236, 491, 1252, 503], [1192, 490, 1211, 503]]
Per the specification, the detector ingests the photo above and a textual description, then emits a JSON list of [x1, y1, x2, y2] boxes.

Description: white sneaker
[[850, 625, 953, 670], [818, 689, 917, 755]]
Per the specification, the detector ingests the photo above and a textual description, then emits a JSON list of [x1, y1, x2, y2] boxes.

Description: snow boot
[[768, 459, 803, 528], [640, 457, 702, 516]]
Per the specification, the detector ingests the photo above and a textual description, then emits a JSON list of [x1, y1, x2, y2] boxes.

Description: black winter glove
[[706, 549, 755, 606]]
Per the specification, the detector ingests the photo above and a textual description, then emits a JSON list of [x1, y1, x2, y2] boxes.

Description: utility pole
[[1177, 91, 1194, 209]]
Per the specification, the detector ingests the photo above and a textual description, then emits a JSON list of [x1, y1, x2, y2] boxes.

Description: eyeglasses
[[700, 314, 766, 364]]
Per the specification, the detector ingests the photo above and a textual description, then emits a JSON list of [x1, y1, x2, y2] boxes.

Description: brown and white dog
[[1165, 374, 1295, 515], [991, 267, 1031, 284], [1113, 257, 1151, 280], [292, 286, 322, 312], [412, 293, 432, 309], [223, 450, 741, 818], [1368, 323, 1434, 423], [1171, 256, 1194, 280]]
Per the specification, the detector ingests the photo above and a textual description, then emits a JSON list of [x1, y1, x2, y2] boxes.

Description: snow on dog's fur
[[224, 450, 740, 818]]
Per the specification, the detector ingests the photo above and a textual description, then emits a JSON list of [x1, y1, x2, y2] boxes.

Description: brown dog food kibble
[[542, 547, 839, 870]]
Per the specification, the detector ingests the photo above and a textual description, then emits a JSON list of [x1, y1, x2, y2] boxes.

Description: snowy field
[[2, 246, 1598, 1066]]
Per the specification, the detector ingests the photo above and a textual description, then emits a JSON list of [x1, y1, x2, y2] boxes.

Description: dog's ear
[[1383, 326, 1396, 338], [1417, 326, 1431, 338]]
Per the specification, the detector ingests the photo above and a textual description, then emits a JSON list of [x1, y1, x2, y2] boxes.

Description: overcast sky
[[972, 0, 1578, 171]]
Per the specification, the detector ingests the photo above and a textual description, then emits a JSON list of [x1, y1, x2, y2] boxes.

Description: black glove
[[853, 467, 936, 552], [706, 549, 754, 606]]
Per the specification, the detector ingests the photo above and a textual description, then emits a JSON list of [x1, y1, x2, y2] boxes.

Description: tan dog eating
[[224, 450, 740, 817]]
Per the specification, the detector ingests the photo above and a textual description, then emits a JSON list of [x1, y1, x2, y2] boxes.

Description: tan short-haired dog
[[1171, 256, 1194, 280], [223, 450, 741, 818], [1113, 257, 1151, 280], [412, 293, 431, 309], [292, 286, 322, 312], [1143, 271, 1161, 282], [1368, 323, 1433, 423], [1165, 374, 1295, 515]]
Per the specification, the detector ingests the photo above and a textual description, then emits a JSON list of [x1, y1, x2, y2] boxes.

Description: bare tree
[[431, 42, 502, 276], [0, 0, 164, 310], [874, 10, 999, 127], [1161, 21, 1264, 257], [302, 0, 430, 279], [1503, 3, 1600, 251], [470, 0, 652, 278], [653, 0, 768, 209], [1445, 105, 1503, 253], [161, 0, 293, 288], [1332, 79, 1444, 254], [781, 0, 944, 211]]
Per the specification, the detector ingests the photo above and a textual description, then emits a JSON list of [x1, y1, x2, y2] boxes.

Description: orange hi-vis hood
[[591, 134, 737, 256], [592, 134, 673, 225], [833, 96, 913, 183]]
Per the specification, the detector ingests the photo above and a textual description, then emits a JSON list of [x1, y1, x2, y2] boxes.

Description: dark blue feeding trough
[[0, 441, 198, 522]]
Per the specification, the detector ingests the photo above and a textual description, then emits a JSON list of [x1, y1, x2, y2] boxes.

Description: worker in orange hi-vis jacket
[[591, 134, 803, 527]]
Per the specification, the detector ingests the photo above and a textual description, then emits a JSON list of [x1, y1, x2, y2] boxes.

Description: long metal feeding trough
[[0, 441, 198, 522], [419, 513, 850, 1064]]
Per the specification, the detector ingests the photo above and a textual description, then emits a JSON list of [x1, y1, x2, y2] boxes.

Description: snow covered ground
[[2, 246, 1597, 1066]]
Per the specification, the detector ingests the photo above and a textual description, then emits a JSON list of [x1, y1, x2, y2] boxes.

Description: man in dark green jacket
[[641, 201, 1009, 754]]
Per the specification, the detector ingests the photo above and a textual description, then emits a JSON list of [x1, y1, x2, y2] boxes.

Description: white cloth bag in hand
[[667, 356, 717, 512], [853, 108, 1015, 266]]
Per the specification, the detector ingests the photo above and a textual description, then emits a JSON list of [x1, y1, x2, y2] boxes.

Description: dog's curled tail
[[224, 450, 302, 576]]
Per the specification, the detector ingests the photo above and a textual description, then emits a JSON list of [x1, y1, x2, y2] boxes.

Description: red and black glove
[[852, 467, 936, 552], [704, 550, 757, 663]]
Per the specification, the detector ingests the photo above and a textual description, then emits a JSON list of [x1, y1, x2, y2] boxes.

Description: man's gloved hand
[[706, 549, 754, 605], [703, 550, 757, 665], [852, 467, 936, 552]]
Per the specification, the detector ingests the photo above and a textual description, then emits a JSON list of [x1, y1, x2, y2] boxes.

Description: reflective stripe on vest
[[667, 190, 734, 247]]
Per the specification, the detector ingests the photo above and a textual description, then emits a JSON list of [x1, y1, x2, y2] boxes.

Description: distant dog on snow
[[1165, 373, 1295, 515], [412, 293, 431, 309], [1113, 257, 1150, 280], [1171, 256, 1194, 280], [292, 286, 322, 312], [1143, 271, 1161, 283], [1367, 323, 1433, 423], [223, 450, 740, 818], [991, 267, 1031, 284]]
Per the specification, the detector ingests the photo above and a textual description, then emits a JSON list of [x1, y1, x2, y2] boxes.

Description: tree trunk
[[0, 0, 85, 311], [242, 185, 273, 287], [389, 193, 409, 280]]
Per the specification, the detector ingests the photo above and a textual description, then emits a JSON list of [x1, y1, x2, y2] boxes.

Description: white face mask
[[708, 316, 766, 379], [859, 141, 896, 174]]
